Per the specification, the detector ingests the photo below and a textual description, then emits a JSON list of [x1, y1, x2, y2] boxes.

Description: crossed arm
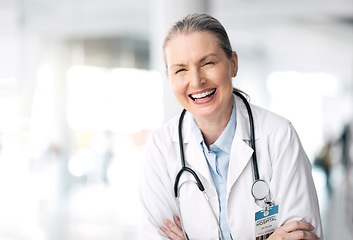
[[161, 216, 320, 240]]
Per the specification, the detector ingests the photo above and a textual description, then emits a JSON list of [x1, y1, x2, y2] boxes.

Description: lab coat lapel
[[226, 96, 257, 195], [185, 137, 214, 184], [227, 135, 253, 194]]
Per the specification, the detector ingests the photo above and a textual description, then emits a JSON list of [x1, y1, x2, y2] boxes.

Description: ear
[[231, 51, 238, 77]]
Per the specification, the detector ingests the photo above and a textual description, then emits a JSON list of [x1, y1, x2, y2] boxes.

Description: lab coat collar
[[171, 111, 213, 184], [172, 110, 193, 144], [234, 94, 260, 141]]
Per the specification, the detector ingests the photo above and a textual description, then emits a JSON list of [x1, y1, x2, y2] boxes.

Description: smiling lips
[[189, 88, 217, 104]]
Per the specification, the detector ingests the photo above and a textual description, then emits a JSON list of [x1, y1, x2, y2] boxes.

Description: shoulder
[[145, 114, 180, 156], [234, 94, 292, 137], [149, 115, 179, 143], [249, 103, 306, 164], [251, 103, 290, 125], [250, 103, 292, 134]]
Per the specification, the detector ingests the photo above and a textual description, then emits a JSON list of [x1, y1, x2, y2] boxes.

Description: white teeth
[[191, 89, 215, 99]]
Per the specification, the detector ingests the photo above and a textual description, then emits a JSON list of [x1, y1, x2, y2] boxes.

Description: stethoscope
[[174, 89, 270, 240]]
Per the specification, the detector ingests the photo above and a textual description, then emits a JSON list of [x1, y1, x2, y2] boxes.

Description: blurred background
[[0, 0, 352, 239]]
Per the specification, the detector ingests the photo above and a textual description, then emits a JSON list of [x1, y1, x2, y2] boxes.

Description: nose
[[189, 69, 205, 87]]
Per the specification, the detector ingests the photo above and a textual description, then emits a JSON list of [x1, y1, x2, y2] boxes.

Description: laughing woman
[[140, 13, 322, 240]]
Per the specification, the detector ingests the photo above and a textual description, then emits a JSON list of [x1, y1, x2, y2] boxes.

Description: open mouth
[[189, 88, 216, 101]]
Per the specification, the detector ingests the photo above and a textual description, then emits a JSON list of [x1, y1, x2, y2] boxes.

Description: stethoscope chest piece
[[251, 179, 269, 200]]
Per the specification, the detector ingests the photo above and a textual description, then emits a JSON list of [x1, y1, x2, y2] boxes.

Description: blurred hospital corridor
[[0, 0, 353, 239]]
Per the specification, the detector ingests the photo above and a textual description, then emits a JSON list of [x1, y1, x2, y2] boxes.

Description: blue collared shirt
[[191, 100, 236, 240]]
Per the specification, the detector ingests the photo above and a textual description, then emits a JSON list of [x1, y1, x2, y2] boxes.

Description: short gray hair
[[163, 13, 233, 66]]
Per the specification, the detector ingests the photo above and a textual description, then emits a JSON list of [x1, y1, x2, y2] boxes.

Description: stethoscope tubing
[[173, 90, 267, 239], [174, 108, 206, 198], [174, 90, 260, 199]]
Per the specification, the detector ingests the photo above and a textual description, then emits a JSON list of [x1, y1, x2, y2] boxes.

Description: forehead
[[164, 31, 223, 65]]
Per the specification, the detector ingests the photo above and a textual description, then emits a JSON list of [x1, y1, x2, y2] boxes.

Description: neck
[[195, 103, 233, 149], [197, 120, 227, 148]]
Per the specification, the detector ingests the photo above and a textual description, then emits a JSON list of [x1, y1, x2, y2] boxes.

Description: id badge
[[255, 205, 279, 240]]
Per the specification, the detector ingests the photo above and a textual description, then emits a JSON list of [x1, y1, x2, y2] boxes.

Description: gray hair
[[163, 13, 233, 66]]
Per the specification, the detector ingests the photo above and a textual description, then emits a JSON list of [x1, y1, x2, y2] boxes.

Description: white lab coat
[[140, 94, 323, 240]]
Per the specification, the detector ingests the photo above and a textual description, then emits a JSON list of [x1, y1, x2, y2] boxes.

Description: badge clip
[[255, 204, 279, 240]]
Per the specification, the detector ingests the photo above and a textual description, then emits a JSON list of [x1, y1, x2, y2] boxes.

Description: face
[[165, 31, 238, 123]]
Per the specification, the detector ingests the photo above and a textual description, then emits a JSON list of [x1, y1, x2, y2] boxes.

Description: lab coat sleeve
[[269, 122, 323, 238], [139, 132, 179, 239]]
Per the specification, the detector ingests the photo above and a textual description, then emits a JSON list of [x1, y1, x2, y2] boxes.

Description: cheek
[[208, 68, 232, 86], [170, 76, 188, 95]]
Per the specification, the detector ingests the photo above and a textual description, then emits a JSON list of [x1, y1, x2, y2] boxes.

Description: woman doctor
[[140, 13, 322, 240]]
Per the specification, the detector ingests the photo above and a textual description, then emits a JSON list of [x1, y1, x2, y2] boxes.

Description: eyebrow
[[170, 63, 187, 69], [169, 53, 219, 69], [199, 53, 218, 62]]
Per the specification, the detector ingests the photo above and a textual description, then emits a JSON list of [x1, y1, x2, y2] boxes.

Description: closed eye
[[203, 61, 214, 66], [175, 68, 187, 74]]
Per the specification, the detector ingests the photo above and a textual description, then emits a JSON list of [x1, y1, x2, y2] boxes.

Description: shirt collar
[[191, 98, 237, 153]]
